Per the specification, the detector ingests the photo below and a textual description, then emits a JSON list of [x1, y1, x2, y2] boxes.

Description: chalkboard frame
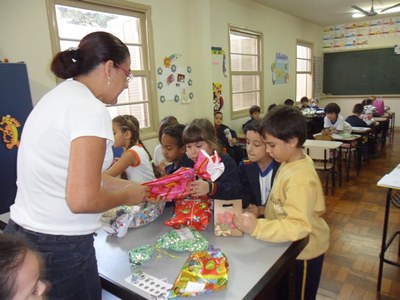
[[323, 47, 400, 96]]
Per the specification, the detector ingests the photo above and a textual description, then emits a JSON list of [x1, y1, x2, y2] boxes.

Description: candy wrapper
[[164, 198, 211, 231], [156, 228, 208, 252], [143, 150, 224, 201], [169, 246, 229, 298], [128, 228, 208, 268], [101, 201, 165, 237]]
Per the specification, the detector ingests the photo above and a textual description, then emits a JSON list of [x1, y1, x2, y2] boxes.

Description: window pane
[[118, 77, 148, 103], [230, 33, 258, 55], [297, 45, 311, 59], [297, 58, 311, 72], [232, 91, 260, 112], [296, 73, 313, 101], [128, 45, 143, 70], [231, 54, 258, 72], [232, 75, 260, 93]]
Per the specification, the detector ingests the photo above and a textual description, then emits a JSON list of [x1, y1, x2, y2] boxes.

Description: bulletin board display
[[323, 48, 400, 95]]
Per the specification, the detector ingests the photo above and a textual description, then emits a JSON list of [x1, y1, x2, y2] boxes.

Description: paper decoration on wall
[[157, 54, 193, 104], [271, 53, 289, 85], [0, 114, 21, 150], [322, 16, 400, 51], [211, 47, 227, 77], [212, 82, 224, 111]]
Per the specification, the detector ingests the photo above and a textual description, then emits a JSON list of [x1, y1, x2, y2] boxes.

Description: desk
[[0, 212, 10, 231], [95, 208, 308, 300], [377, 165, 400, 292]]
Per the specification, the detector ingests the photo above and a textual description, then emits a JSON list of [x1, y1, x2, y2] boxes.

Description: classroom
[[1, 0, 400, 299]]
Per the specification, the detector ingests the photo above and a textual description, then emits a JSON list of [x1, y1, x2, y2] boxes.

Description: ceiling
[[254, 0, 400, 26]]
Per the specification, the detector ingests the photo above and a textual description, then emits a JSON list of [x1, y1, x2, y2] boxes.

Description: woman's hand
[[124, 182, 148, 205], [233, 212, 257, 234]]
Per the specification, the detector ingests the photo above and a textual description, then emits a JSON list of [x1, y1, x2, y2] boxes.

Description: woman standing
[[5, 31, 148, 299]]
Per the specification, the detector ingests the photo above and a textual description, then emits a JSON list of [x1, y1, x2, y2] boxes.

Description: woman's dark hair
[[51, 31, 129, 79], [182, 118, 220, 152], [324, 102, 341, 114], [284, 99, 294, 106], [353, 103, 364, 115], [158, 116, 178, 142], [259, 105, 307, 147], [243, 119, 260, 134], [162, 124, 186, 148], [113, 115, 161, 178], [0, 234, 29, 300]]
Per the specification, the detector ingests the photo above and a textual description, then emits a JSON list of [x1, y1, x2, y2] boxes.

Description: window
[[296, 42, 313, 102], [46, 0, 158, 137], [229, 25, 263, 118]]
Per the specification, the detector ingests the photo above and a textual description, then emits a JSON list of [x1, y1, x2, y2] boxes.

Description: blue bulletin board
[[0, 63, 33, 213]]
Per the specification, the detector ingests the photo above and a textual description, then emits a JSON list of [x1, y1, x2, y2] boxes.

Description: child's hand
[[244, 204, 258, 217], [230, 137, 238, 145], [233, 212, 257, 234], [188, 179, 210, 197]]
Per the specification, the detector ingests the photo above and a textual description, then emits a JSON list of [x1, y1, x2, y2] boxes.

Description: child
[[183, 118, 242, 200], [322, 102, 352, 135], [299, 96, 310, 110], [240, 120, 279, 214], [161, 123, 194, 175], [0, 233, 47, 299], [214, 111, 243, 164], [153, 116, 178, 176], [242, 104, 261, 130], [106, 115, 157, 182], [233, 105, 329, 300], [345, 103, 369, 127]]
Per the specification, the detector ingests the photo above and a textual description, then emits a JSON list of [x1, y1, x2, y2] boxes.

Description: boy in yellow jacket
[[234, 105, 329, 300]]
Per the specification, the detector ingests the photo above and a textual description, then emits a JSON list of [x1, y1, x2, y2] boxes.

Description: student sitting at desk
[[322, 102, 352, 136], [345, 103, 369, 127]]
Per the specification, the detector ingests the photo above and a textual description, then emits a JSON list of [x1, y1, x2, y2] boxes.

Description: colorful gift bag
[[214, 199, 243, 237]]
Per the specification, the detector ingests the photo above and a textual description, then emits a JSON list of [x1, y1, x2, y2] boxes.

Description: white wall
[[0, 0, 397, 154]]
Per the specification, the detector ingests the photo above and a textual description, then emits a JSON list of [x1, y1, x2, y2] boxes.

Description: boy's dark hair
[[162, 124, 186, 148], [352, 103, 364, 115], [361, 98, 373, 106], [324, 103, 341, 114], [284, 99, 294, 106], [249, 105, 261, 115], [259, 105, 306, 147], [158, 116, 178, 142], [214, 111, 223, 117], [243, 119, 260, 134], [267, 103, 277, 111], [182, 118, 219, 151], [300, 96, 309, 103]]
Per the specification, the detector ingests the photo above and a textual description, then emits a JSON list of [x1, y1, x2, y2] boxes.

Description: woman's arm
[[66, 136, 147, 213]]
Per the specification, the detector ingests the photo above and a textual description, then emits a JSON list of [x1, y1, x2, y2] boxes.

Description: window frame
[[296, 40, 313, 102], [46, 0, 159, 139], [228, 24, 263, 119]]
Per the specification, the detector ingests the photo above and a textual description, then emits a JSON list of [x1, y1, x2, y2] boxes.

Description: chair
[[305, 146, 336, 195]]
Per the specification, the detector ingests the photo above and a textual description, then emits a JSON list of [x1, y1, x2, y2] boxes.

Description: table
[[377, 165, 400, 292], [95, 207, 308, 300], [0, 212, 10, 231]]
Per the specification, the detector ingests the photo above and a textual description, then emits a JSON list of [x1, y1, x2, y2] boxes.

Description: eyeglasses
[[115, 64, 134, 82]]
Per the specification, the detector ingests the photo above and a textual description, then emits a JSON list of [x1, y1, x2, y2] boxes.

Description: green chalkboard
[[323, 48, 400, 95]]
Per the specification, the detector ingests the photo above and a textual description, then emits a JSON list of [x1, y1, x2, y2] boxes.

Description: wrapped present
[[169, 246, 229, 298], [143, 150, 224, 201], [101, 201, 165, 237], [128, 228, 208, 268], [156, 228, 208, 252], [164, 198, 211, 231]]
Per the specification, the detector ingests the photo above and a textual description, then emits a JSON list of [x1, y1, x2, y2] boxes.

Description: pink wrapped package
[[143, 150, 224, 201]]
